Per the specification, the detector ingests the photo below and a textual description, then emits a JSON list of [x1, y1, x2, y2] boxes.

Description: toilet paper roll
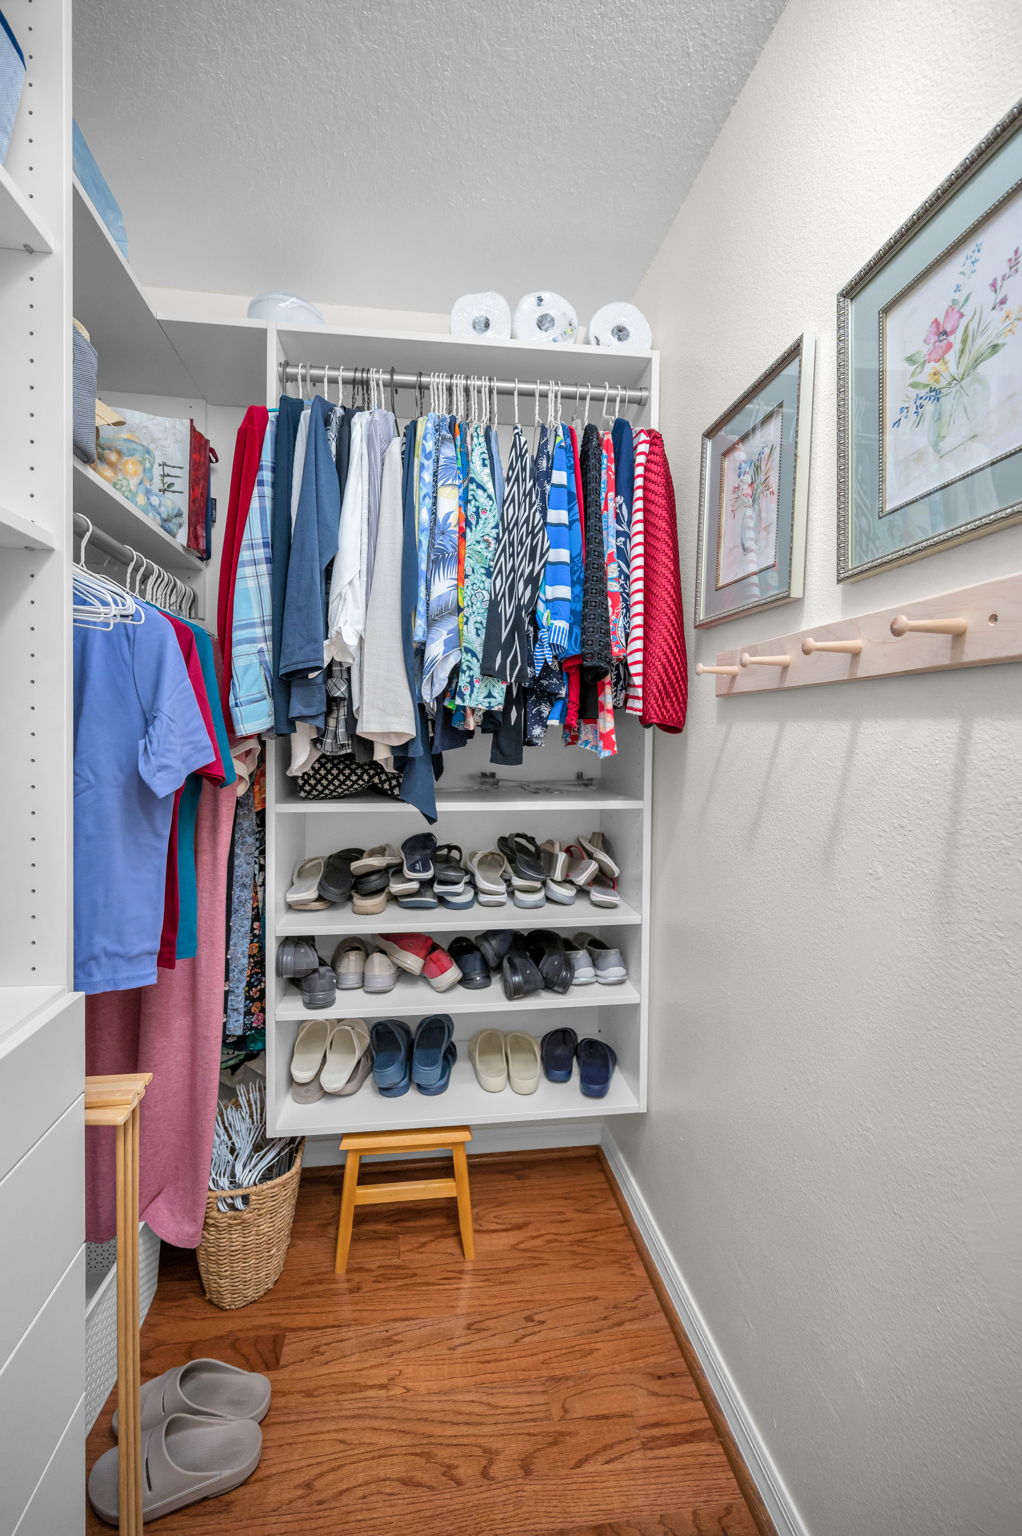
[[588, 302, 652, 350], [450, 292, 512, 341], [512, 291, 579, 345]]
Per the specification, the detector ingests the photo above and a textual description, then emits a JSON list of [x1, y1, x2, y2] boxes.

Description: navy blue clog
[[541, 1027, 579, 1083], [577, 1037, 617, 1098]]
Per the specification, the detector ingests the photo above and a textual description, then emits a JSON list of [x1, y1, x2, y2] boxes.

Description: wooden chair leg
[[334, 1152, 361, 1274], [451, 1143, 475, 1260]]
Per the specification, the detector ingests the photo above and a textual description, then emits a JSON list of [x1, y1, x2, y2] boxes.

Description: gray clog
[[89, 1413, 263, 1525]]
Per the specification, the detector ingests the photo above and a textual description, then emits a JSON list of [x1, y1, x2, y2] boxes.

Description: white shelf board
[[72, 178, 199, 397], [72, 461, 204, 573], [270, 1058, 640, 1138], [275, 974, 640, 1021], [0, 505, 55, 550], [276, 322, 657, 392], [0, 985, 66, 1051], [0, 164, 54, 253], [276, 900, 641, 937], [276, 788, 644, 814], [159, 315, 269, 406]]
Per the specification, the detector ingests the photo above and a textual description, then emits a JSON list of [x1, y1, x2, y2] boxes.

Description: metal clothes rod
[[73, 512, 139, 568], [278, 362, 649, 408]]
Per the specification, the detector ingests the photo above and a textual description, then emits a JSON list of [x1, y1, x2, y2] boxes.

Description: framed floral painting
[[694, 333, 815, 627], [838, 100, 1022, 580]]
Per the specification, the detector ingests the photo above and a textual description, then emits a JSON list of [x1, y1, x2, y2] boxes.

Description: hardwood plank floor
[[85, 1150, 758, 1535]]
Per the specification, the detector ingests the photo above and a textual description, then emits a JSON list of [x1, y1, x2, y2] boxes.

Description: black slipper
[[353, 867, 391, 897], [434, 844, 468, 894], [497, 833, 545, 886], [449, 938, 491, 989], [476, 929, 513, 968], [318, 847, 364, 904], [526, 930, 574, 995], [501, 938, 544, 1001]]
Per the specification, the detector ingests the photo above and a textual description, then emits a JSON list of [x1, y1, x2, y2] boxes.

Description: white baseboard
[[600, 1130, 809, 1536], [302, 1119, 603, 1168]]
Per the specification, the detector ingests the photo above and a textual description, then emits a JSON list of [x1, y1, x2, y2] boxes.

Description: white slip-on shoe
[[363, 951, 398, 994], [470, 1028, 508, 1092], [567, 942, 596, 986], [506, 1032, 541, 1094], [331, 937, 369, 989]]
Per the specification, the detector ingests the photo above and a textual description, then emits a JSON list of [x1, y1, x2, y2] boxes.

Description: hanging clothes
[[453, 422, 505, 719], [633, 428, 689, 733], [270, 395, 304, 737], [625, 430, 649, 719], [216, 406, 268, 731], [280, 395, 340, 728], [422, 419, 462, 705], [359, 436, 416, 751], [229, 414, 276, 739]]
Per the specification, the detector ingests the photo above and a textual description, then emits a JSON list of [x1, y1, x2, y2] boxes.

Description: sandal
[[318, 847, 364, 904], [350, 844, 401, 876], [467, 849, 510, 906], [433, 843, 469, 894], [500, 936, 544, 1001], [578, 831, 620, 880], [401, 832, 437, 882], [497, 832, 545, 889], [564, 843, 599, 887], [286, 856, 329, 910]]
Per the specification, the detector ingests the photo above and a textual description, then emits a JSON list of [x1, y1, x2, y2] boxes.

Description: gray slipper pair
[[88, 1358, 271, 1526]]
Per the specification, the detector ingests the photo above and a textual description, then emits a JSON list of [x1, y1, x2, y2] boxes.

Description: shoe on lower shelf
[[376, 933, 433, 976], [411, 1014, 455, 1088], [321, 1020, 370, 1094], [577, 1037, 617, 1098], [506, 1032, 541, 1094], [470, 1029, 508, 1092], [541, 1026, 578, 1083], [423, 945, 462, 993], [572, 932, 628, 985], [363, 951, 398, 994], [332, 938, 370, 988], [293, 965, 337, 1010], [448, 938, 491, 989]]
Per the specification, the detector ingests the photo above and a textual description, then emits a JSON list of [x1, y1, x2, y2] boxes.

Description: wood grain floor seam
[[86, 1150, 761, 1536]]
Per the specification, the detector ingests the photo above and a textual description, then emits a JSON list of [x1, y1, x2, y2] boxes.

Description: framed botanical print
[[695, 333, 815, 627], [838, 100, 1022, 580]]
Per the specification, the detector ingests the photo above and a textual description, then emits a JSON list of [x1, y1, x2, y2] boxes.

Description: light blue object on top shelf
[[73, 119, 129, 258], [0, 9, 25, 166], [247, 291, 324, 325]]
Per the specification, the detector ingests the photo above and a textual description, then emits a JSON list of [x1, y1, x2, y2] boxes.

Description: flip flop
[[352, 886, 390, 915], [286, 856, 327, 908], [545, 876, 577, 905], [350, 844, 401, 876], [318, 847, 364, 904], [470, 1029, 508, 1091], [321, 1020, 370, 1094], [88, 1413, 263, 1526], [588, 875, 620, 908], [497, 833, 545, 889], [564, 843, 598, 887], [402, 832, 437, 882], [578, 831, 620, 880], [411, 1014, 455, 1088], [506, 1032, 542, 1094], [397, 885, 438, 909], [577, 1037, 617, 1098], [540, 839, 569, 881], [112, 1359, 271, 1437], [370, 1018, 412, 1089], [541, 1026, 579, 1083], [512, 886, 546, 909], [334, 1047, 374, 1097], [433, 843, 469, 894], [290, 1019, 330, 1084], [439, 884, 476, 910], [417, 1040, 457, 1096], [467, 849, 509, 906]]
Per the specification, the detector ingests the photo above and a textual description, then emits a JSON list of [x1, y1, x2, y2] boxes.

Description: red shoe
[[423, 945, 463, 993], [376, 933, 434, 976]]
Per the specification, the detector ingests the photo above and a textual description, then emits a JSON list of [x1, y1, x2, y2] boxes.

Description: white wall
[[612, 3, 1022, 1534]]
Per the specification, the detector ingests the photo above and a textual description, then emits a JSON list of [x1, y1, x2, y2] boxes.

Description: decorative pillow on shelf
[[296, 755, 402, 801]]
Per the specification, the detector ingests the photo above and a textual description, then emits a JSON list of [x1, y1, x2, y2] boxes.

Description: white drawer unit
[[11, 1398, 86, 1536]]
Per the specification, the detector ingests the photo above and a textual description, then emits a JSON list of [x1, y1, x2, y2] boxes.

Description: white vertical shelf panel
[[262, 338, 658, 1139]]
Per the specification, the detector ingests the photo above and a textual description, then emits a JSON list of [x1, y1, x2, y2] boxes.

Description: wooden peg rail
[[699, 574, 1022, 696]]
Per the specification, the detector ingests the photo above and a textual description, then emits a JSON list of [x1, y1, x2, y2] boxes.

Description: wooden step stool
[[334, 1125, 475, 1273]]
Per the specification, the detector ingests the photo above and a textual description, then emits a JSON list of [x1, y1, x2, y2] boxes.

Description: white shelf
[[0, 164, 54, 254], [276, 322, 657, 393], [0, 505, 56, 550], [276, 900, 641, 937], [72, 178, 200, 397], [275, 974, 640, 1021], [277, 787, 644, 814], [159, 314, 269, 407], [0, 986, 66, 1051], [72, 460, 204, 573], [270, 1057, 641, 1138]]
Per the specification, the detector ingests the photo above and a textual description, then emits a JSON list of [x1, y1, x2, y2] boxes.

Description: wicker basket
[[197, 1140, 304, 1310]]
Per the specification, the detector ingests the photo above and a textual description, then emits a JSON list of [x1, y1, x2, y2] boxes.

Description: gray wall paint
[[613, 2, 1022, 1532]]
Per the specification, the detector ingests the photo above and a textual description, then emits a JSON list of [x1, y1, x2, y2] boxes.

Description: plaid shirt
[[317, 659, 352, 756], [229, 416, 276, 736]]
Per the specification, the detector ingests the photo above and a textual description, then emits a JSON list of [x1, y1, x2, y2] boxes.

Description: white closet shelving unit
[[263, 323, 659, 1139]]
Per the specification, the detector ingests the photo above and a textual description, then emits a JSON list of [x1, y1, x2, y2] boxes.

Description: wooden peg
[[696, 662, 740, 677], [740, 653, 791, 668], [801, 636, 863, 655], [890, 614, 967, 637]]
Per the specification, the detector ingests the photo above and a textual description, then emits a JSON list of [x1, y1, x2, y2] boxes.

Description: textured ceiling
[[73, 0, 787, 319]]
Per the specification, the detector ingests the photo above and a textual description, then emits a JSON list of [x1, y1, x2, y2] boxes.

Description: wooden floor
[[86, 1150, 758, 1536]]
